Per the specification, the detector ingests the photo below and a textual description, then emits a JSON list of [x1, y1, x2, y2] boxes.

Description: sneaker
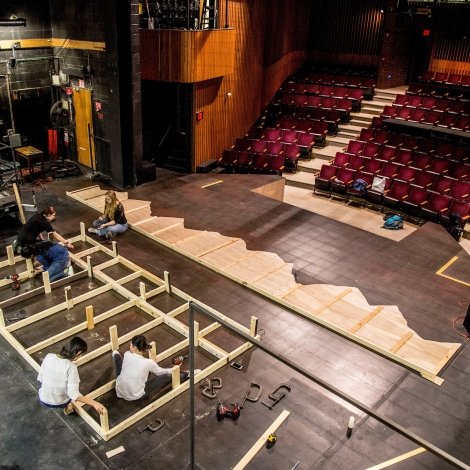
[[67, 265, 74, 277], [185, 369, 202, 379], [63, 403, 75, 415], [105, 231, 114, 239], [88, 227, 99, 235]]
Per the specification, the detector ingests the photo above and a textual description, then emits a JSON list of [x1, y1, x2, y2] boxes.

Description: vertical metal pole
[[189, 301, 195, 469], [187, 0, 191, 30], [224, 0, 229, 28]]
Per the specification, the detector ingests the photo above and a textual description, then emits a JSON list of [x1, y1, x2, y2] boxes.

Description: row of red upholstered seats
[[314, 162, 470, 223], [218, 150, 293, 176], [245, 125, 325, 148], [392, 94, 470, 116], [355, 129, 469, 163], [277, 93, 352, 122], [379, 106, 470, 131], [419, 71, 470, 87], [282, 83, 364, 111]]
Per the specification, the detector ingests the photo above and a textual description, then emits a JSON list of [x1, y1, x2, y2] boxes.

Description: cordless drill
[[216, 401, 241, 421], [5, 274, 21, 291]]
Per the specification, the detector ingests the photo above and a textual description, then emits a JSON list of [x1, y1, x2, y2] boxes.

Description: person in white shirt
[[113, 335, 200, 401], [38, 336, 106, 415]]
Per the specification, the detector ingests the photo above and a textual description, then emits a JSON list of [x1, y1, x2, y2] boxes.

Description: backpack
[[351, 178, 368, 195], [383, 214, 404, 230], [446, 213, 464, 241]]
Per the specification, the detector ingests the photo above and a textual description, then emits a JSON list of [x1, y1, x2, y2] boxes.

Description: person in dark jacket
[[17, 206, 74, 251], [88, 190, 128, 238]]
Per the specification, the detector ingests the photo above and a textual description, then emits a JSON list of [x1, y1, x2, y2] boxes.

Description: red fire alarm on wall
[[422, 29, 431, 37], [196, 111, 203, 121]]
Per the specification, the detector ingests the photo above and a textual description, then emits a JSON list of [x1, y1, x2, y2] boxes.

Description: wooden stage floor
[[1, 170, 469, 470]]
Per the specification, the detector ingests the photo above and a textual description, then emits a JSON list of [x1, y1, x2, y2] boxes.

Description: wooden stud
[[349, 306, 383, 333], [100, 408, 110, 433], [250, 316, 258, 337], [364, 447, 426, 470], [112, 240, 118, 256], [87, 256, 93, 278], [139, 281, 147, 301], [149, 341, 157, 361], [42, 271, 51, 294], [86, 306, 94, 330], [164, 271, 171, 294], [25, 257, 34, 275], [193, 321, 199, 347], [0, 308, 5, 328], [390, 331, 414, 354], [65, 286, 73, 310], [6, 245, 15, 266], [171, 365, 181, 389], [314, 288, 353, 316], [110, 325, 119, 351], [233, 410, 290, 469], [12, 183, 26, 224], [80, 222, 86, 239]]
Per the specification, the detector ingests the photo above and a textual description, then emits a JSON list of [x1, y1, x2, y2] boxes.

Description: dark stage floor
[[1, 171, 469, 470]]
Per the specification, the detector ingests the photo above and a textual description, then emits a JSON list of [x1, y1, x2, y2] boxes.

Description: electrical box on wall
[[196, 111, 203, 121]]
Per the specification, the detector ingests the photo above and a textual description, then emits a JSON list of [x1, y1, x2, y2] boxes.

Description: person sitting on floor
[[88, 190, 128, 239], [21, 240, 73, 282], [112, 335, 201, 401], [38, 336, 105, 415], [16, 206, 74, 253]]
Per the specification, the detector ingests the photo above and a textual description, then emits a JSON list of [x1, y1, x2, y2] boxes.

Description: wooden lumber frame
[[0, 235, 256, 441]]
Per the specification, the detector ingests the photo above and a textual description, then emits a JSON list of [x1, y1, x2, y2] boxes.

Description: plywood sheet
[[137, 217, 184, 234], [177, 231, 237, 258], [253, 264, 298, 297], [224, 251, 287, 284], [284, 283, 349, 314], [156, 225, 201, 245], [199, 239, 250, 268]]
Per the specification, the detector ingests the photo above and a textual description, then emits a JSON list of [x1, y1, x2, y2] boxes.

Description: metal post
[[189, 301, 196, 470], [224, 0, 229, 28]]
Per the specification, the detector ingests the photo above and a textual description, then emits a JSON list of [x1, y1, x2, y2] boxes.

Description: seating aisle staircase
[[283, 88, 399, 190]]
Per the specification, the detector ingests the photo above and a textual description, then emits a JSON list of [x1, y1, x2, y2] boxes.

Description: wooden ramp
[[67, 186, 461, 384]]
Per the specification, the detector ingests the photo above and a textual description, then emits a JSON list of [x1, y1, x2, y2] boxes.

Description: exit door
[[72, 88, 96, 169]]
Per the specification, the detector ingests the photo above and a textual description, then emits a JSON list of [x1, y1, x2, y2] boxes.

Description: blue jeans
[[37, 254, 69, 282], [92, 217, 128, 237]]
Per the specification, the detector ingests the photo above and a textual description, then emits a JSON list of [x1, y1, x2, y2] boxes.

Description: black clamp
[[137, 418, 164, 434], [262, 383, 291, 410], [200, 377, 222, 399], [240, 382, 263, 409]]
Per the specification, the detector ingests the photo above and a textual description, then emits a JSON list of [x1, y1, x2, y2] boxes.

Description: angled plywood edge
[[67, 187, 461, 384]]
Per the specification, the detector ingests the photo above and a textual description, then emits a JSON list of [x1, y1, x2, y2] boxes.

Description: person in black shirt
[[88, 190, 128, 238], [17, 206, 74, 251]]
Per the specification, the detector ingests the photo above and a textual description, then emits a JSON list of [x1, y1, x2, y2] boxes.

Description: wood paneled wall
[[308, 0, 386, 66], [141, 29, 236, 82], [192, 0, 313, 170], [430, 3, 470, 75]]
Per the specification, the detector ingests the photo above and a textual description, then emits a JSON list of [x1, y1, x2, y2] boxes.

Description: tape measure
[[266, 433, 277, 448]]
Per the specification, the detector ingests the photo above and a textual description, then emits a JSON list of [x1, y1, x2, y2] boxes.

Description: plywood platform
[[67, 186, 461, 384]]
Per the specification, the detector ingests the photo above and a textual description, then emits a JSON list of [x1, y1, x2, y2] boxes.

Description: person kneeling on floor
[[88, 190, 128, 239], [112, 335, 201, 401], [21, 240, 73, 282], [38, 336, 105, 415]]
